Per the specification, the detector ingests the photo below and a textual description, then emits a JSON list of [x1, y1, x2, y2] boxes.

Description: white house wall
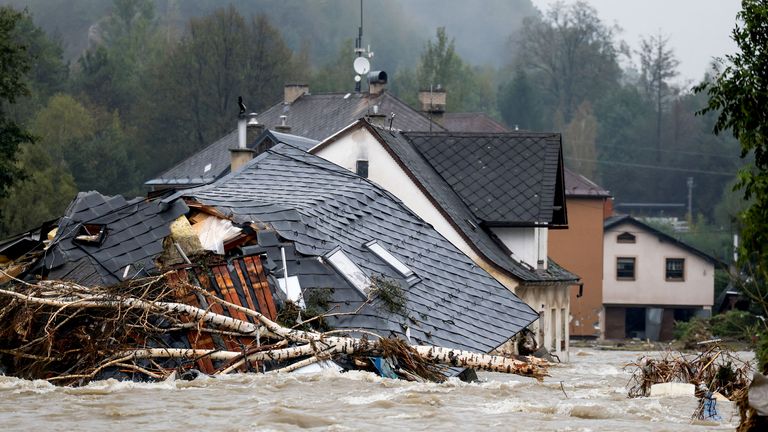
[[603, 221, 714, 307], [491, 227, 548, 270], [312, 127, 520, 291]]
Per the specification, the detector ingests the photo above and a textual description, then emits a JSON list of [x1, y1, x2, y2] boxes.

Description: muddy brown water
[[0, 349, 747, 431]]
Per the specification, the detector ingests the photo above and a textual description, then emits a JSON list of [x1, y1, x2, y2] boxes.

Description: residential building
[[311, 120, 579, 360], [548, 170, 612, 339], [602, 215, 716, 340]]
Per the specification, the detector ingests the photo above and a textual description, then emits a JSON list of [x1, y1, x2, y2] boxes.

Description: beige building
[[602, 215, 716, 340]]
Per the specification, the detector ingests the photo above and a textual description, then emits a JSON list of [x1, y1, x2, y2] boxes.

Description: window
[[325, 247, 370, 295], [666, 258, 685, 281], [365, 240, 414, 278], [616, 257, 636, 280], [617, 232, 636, 243], [356, 160, 369, 178]]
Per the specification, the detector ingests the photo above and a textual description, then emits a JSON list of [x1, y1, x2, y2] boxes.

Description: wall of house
[[312, 127, 521, 291], [548, 196, 607, 338], [603, 221, 714, 307], [516, 283, 570, 362], [491, 227, 548, 270]]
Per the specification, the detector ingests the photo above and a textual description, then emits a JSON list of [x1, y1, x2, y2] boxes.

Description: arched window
[[617, 232, 636, 243]]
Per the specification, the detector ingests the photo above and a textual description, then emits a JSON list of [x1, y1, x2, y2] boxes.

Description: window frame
[[616, 256, 637, 281], [616, 232, 636, 243], [665, 257, 685, 282]]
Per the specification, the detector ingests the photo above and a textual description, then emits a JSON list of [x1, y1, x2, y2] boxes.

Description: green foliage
[[0, 6, 35, 203], [370, 275, 407, 316], [0, 142, 77, 235], [673, 317, 712, 349], [498, 67, 542, 130], [710, 310, 761, 342], [696, 0, 768, 271]]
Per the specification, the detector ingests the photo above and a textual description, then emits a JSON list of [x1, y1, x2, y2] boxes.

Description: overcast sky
[[530, 0, 741, 86]]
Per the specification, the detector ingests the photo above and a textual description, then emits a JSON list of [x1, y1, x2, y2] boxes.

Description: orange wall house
[[549, 170, 611, 338]]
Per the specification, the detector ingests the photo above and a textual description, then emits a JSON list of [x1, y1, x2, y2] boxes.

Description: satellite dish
[[354, 75, 362, 82], [353, 56, 370, 75]]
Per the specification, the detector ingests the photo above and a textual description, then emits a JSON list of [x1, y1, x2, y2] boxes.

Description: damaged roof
[[173, 144, 539, 355], [145, 129, 319, 188], [254, 91, 444, 141], [39, 191, 188, 286], [353, 124, 577, 284], [401, 131, 567, 226]]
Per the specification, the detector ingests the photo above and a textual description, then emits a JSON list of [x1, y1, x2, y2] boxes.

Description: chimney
[[418, 87, 446, 124], [367, 70, 388, 95], [365, 104, 387, 127], [246, 113, 264, 143], [230, 112, 259, 173], [284, 83, 309, 105], [274, 115, 291, 133]]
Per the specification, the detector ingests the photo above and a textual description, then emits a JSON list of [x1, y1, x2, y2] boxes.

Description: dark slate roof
[[254, 91, 444, 141], [39, 191, 188, 286], [360, 124, 577, 284], [145, 130, 319, 188], [442, 112, 510, 133], [172, 144, 539, 355], [564, 168, 611, 198], [400, 131, 566, 226], [604, 215, 718, 264]]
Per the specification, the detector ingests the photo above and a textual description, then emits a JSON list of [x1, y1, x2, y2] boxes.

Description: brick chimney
[[418, 87, 446, 124], [284, 83, 309, 105]]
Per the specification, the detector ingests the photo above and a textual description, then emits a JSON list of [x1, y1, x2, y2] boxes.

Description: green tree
[[696, 0, 768, 266], [638, 33, 679, 162], [563, 101, 598, 180], [499, 67, 542, 130], [0, 6, 35, 201], [136, 7, 297, 177], [516, 1, 623, 125], [695, 0, 768, 369]]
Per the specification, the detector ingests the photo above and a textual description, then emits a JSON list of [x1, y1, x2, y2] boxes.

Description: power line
[[565, 157, 737, 177]]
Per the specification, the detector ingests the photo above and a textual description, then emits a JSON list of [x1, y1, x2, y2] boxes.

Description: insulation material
[[192, 215, 242, 254]]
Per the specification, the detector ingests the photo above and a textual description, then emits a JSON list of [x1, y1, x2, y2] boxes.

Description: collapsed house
[[0, 143, 542, 383]]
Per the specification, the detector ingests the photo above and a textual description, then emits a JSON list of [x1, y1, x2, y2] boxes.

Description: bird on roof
[[238, 96, 246, 115]]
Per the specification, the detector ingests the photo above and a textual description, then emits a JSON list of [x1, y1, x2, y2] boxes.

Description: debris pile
[[625, 346, 752, 422], [0, 269, 549, 386]]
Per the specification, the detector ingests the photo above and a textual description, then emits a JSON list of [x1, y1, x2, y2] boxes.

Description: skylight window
[[365, 240, 414, 278], [325, 247, 370, 294]]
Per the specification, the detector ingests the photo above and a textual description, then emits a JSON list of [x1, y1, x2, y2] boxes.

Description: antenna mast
[[355, 0, 364, 92]]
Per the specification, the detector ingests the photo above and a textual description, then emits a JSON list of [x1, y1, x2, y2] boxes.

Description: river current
[[0, 349, 744, 431]]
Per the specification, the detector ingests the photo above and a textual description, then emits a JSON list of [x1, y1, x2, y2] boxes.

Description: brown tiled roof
[[563, 168, 611, 198]]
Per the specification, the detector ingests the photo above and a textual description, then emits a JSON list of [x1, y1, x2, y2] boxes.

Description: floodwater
[[0, 349, 747, 431]]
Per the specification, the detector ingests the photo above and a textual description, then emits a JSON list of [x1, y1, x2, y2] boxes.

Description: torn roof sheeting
[[173, 144, 538, 355], [41, 191, 188, 286]]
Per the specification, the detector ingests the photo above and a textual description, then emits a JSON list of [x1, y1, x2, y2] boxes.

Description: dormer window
[[365, 240, 414, 279], [617, 232, 636, 243]]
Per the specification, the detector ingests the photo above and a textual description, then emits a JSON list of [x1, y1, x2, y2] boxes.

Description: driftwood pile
[[0, 271, 549, 386], [625, 345, 752, 399]]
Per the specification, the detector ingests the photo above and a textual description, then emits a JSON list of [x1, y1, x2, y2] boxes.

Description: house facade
[[548, 170, 612, 339], [311, 120, 578, 360], [602, 215, 716, 340]]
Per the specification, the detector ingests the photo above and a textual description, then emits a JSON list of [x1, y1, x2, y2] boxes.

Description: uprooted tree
[[0, 270, 548, 386]]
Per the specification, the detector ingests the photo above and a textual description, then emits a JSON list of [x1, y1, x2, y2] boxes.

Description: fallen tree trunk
[[0, 275, 549, 384]]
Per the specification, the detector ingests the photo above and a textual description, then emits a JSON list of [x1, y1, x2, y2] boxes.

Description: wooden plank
[[243, 256, 272, 319], [232, 259, 259, 321], [251, 256, 277, 320], [215, 265, 249, 323]]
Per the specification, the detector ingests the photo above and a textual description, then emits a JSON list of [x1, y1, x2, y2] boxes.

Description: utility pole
[[686, 177, 694, 222], [354, 0, 363, 93]]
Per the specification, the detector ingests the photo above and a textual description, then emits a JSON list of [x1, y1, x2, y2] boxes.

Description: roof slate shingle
[[402, 131, 565, 225], [173, 144, 539, 356]]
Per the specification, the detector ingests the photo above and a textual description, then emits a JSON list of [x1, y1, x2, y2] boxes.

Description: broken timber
[[0, 271, 549, 384]]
